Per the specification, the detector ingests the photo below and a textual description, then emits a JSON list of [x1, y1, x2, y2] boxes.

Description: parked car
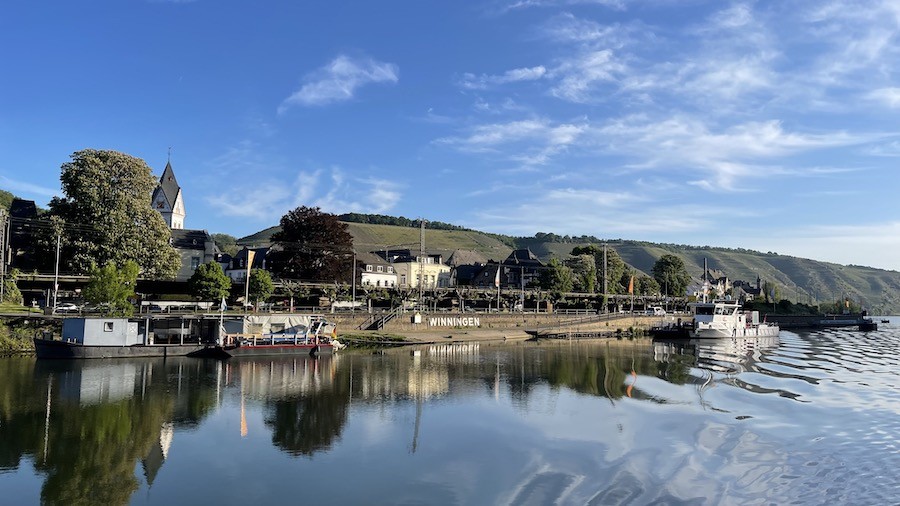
[[54, 302, 80, 314]]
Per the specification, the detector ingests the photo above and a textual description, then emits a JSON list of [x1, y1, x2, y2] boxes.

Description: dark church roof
[[502, 248, 544, 267], [170, 229, 211, 250], [158, 161, 181, 206], [9, 198, 37, 218]]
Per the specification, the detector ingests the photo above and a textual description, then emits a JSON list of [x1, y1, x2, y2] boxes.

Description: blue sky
[[3, 1, 900, 270]]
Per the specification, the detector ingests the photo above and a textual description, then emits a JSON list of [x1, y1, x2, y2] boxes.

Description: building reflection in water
[[0, 338, 800, 505]]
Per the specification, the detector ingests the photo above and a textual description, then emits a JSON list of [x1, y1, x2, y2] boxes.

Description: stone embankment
[[328, 311, 671, 344]]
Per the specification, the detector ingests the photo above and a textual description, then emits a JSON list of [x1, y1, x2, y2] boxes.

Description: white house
[[357, 252, 398, 288]]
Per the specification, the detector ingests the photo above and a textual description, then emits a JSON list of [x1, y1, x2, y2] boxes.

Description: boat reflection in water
[[653, 336, 781, 374]]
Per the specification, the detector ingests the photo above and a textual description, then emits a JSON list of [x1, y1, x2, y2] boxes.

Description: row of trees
[[539, 247, 692, 299]]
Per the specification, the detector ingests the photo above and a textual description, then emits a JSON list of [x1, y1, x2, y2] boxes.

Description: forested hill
[[236, 216, 900, 314]]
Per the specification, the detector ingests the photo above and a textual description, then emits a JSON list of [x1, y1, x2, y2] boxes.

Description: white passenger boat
[[689, 301, 779, 339]]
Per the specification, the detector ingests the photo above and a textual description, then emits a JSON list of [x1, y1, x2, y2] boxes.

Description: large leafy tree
[[83, 260, 139, 316], [565, 254, 596, 293], [248, 269, 274, 308], [539, 258, 574, 294], [652, 254, 692, 297], [188, 262, 231, 302], [571, 245, 627, 294], [48, 149, 179, 278], [269, 206, 354, 282]]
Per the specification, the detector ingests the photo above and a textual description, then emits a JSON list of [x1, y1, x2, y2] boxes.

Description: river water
[[1, 322, 899, 505]]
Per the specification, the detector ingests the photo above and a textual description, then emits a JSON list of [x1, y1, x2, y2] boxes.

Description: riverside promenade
[[329, 311, 669, 344]]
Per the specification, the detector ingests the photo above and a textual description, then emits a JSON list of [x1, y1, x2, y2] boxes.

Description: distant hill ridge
[[235, 214, 900, 314]]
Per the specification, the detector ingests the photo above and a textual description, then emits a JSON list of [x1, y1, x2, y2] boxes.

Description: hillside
[[238, 221, 900, 314]]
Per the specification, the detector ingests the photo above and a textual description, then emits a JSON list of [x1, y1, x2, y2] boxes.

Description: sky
[[3, 1, 900, 270]]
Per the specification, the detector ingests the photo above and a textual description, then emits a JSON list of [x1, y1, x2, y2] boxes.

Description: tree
[[48, 149, 179, 278], [2, 268, 23, 305], [280, 280, 310, 312], [571, 245, 627, 294], [565, 254, 596, 293], [248, 269, 274, 308], [188, 262, 231, 302], [211, 233, 239, 256], [539, 258, 574, 294], [652, 254, 691, 297], [83, 261, 139, 316], [269, 206, 354, 282], [637, 275, 660, 296]]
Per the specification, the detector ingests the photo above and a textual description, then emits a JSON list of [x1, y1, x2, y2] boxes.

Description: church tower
[[152, 161, 185, 229]]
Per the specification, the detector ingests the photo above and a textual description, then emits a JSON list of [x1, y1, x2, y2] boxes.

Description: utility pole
[[418, 219, 426, 308], [0, 209, 6, 302], [602, 243, 607, 314], [351, 249, 356, 313], [52, 232, 61, 312]]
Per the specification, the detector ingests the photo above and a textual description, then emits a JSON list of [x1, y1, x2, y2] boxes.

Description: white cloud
[[501, 0, 626, 13], [866, 87, 900, 108], [205, 162, 401, 222], [0, 175, 59, 198], [549, 50, 627, 103], [594, 116, 865, 190], [460, 66, 547, 90], [278, 55, 398, 113], [436, 118, 587, 169]]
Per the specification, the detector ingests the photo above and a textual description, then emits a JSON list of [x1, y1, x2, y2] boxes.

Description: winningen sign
[[429, 317, 481, 328]]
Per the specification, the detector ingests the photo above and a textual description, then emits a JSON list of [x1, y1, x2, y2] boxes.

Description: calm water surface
[[2, 322, 900, 505]]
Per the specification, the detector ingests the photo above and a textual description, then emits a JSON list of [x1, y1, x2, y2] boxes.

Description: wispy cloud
[[0, 175, 59, 198], [205, 150, 402, 222], [594, 116, 866, 190], [436, 118, 587, 169], [500, 0, 625, 13], [460, 66, 548, 90], [278, 55, 398, 113]]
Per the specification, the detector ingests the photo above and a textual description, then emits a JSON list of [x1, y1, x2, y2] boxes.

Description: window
[[376, 280, 381, 287], [366, 265, 373, 272], [271, 323, 285, 333], [387, 266, 393, 273], [376, 265, 383, 272], [401, 275, 407, 285], [103, 322, 114, 332], [191, 257, 200, 270]]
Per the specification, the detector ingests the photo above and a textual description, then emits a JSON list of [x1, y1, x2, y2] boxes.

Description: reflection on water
[[1, 330, 900, 504]]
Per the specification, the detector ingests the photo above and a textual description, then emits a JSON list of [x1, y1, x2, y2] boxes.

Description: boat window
[[248, 323, 263, 334], [715, 307, 725, 315], [695, 306, 714, 315], [270, 323, 285, 333], [103, 322, 114, 332]]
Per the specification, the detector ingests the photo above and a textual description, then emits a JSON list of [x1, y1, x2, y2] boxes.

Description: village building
[[356, 251, 398, 288], [447, 249, 488, 287], [473, 248, 545, 289], [225, 247, 269, 282], [376, 249, 450, 288]]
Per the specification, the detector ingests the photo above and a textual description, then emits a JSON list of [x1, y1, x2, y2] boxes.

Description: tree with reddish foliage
[[269, 206, 354, 282]]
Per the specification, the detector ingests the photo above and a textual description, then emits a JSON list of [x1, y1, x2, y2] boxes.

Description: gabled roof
[[9, 198, 37, 218], [503, 248, 543, 267], [158, 161, 181, 207], [230, 246, 269, 269], [170, 229, 211, 250], [447, 249, 488, 267], [357, 251, 391, 266]]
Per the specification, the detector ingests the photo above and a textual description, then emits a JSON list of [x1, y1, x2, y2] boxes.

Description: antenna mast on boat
[[703, 257, 708, 303]]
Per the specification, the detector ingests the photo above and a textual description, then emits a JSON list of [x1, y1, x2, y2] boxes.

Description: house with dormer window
[[356, 252, 397, 288]]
